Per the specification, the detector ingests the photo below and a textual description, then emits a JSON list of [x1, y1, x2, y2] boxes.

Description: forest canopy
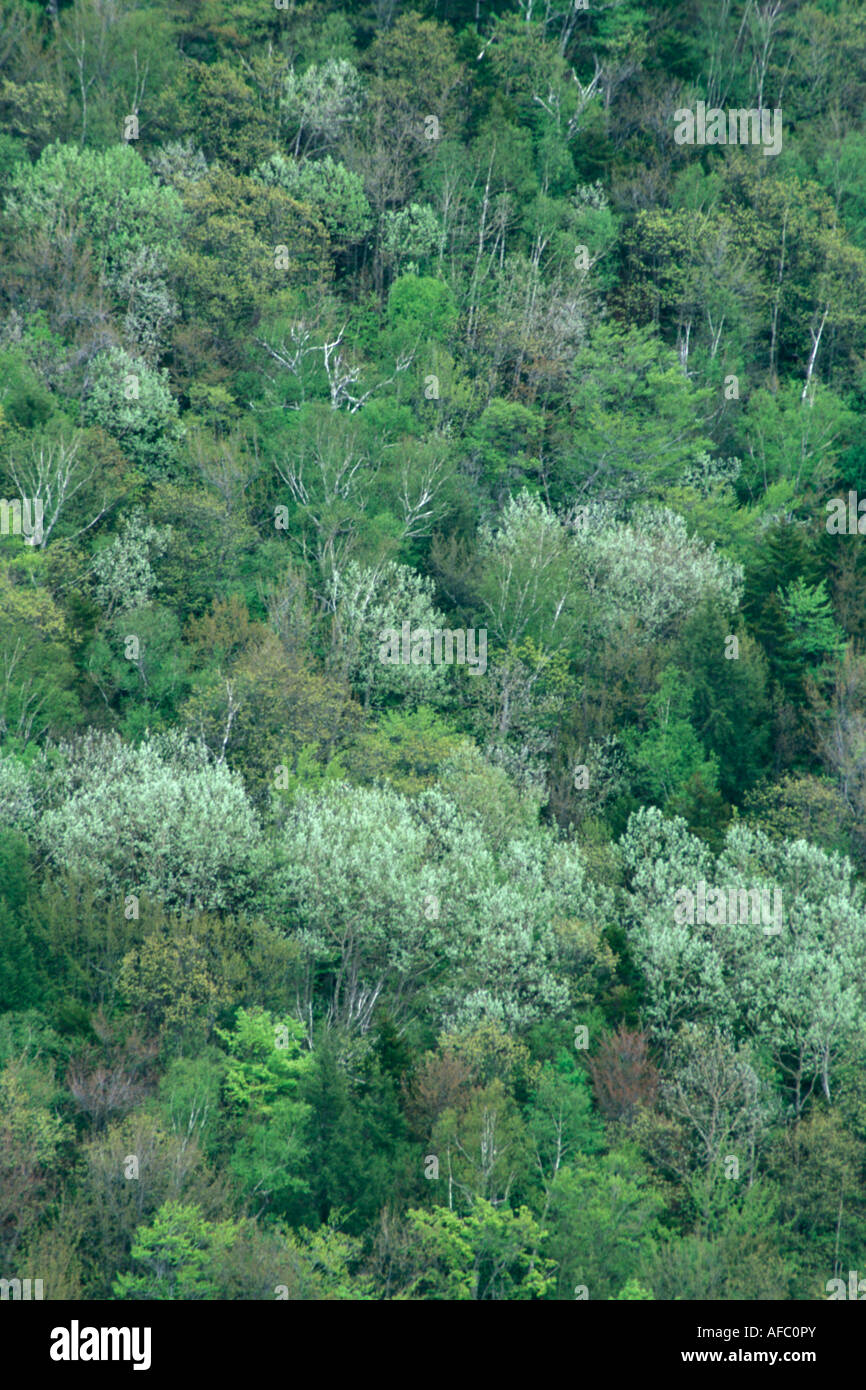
[[1, 0, 866, 1303]]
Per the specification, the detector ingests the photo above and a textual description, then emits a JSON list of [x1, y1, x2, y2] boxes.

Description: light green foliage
[[432, 741, 544, 851], [148, 140, 208, 191], [5, 143, 181, 357], [275, 775, 611, 1034], [108, 244, 180, 360], [328, 558, 449, 708], [616, 205, 760, 374], [736, 383, 856, 498], [341, 707, 464, 794], [386, 275, 458, 345], [817, 133, 866, 254], [620, 806, 739, 1040], [614, 1278, 655, 1299], [83, 348, 183, 479], [117, 910, 298, 1044], [181, 60, 276, 172], [54, 0, 178, 150], [781, 577, 846, 667], [173, 168, 331, 364], [158, 1053, 225, 1156], [743, 775, 852, 857], [256, 153, 372, 248], [382, 204, 444, 274], [215, 1007, 312, 1218], [624, 665, 721, 811], [91, 508, 172, 617], [5, 143, 183, 272], [0, 348, 58, 430], [281, 1223, 375, 1300], [559, 323, 715, 501], [641, 1182, 791, 1300], [112, 1200, 242, 1300], [216, 1007, 310, 1117], [0, 556, 80, 742], [421, 781, 612, 1031], [280, 58, 363, 159], [0, 838, 40, 1009], [476, 491, 740, 657], [0, 75, 65, 160], [276, 780, 441, 1033], [470, 399, 544, 492], [27, 731, 266, 911], [645, 1024, 779, 1221], [476, 491, 586, 652], [403, 1200, 554, 1300], [2, 0, 866, 1307], [621, 807, 866, 1109], [0, 1052, 69, 1265], [576, 506, 743, 643], [430, 1078, 532, 1208], [182, 624, 360, 799], [527, 1055, 606, 1210], [86, 604, 190, 739]]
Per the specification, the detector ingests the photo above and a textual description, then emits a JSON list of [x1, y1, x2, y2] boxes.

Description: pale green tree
[[475, 490, 586, 653], [621, 807, 866, 1110], [420, 781, 612, 1032], [32, 731, 266, 911], [326, 558, 449, 708], [4, 142, 182, 358], [275, 781, 442, 1034], [90, 507, 172, 618], [280, 58, 363, 159], [576, 505, 743, 644], [82, 347, 184, 479], [255, 153, 372, 249]]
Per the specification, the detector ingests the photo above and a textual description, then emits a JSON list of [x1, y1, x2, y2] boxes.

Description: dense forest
[[1, 0, 866, 1302]]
